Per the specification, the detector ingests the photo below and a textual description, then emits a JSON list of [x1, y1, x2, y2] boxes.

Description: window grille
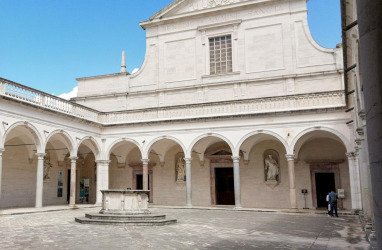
[[209, 35, 233, 75]]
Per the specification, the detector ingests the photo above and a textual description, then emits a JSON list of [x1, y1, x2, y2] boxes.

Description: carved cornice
[[129, 161, 156, 169], [101, 91, 346, 125], [1, 77, 346, 127], [305, 159, 345, 165]]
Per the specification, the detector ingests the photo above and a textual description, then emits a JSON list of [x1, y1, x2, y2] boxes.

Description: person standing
[[328, 190, 338, 217], [326, 192, 331, 216]]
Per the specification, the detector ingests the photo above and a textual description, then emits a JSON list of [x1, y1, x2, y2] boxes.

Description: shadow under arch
[[44, 129, 76, 156], [187, 133, 235, 157], [290, 127, 352, 157], [76, 136, 101, 160], [234, 130, 289, 157], [3, 121, 44, 153], [106, 138, 143, 159], [144, 135, 187, 159]]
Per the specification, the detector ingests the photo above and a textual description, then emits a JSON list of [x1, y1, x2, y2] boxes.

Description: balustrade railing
[[0, 77, 100, 122]]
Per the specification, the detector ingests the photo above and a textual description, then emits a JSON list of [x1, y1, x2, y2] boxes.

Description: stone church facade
[[0, 0, 363, 212]]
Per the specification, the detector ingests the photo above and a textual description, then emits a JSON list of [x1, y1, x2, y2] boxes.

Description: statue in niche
[[264, 150, 280, 182], [176, 155, 185, 182], [43, 155, 53, 180]]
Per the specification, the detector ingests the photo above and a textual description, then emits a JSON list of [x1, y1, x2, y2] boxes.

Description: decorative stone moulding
[[175, 180, 186, 190], [265, 180, 279, 188], [0, 77, 346, 126]]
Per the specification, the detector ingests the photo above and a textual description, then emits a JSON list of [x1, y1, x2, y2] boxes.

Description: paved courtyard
[[0, 207, 370, 249]]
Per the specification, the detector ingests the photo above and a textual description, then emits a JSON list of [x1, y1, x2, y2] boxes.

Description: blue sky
[[0, 0, 341, 96]]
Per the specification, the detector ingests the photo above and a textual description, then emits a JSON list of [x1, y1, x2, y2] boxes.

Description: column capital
[[285, 154, 295, 161], [70, 156, 78, 163], [184, 157, 192, 163], [346, 152, 358, 159], [95, 160, 110, 165], [35, 153, 46, 159], [231, 156, 240, 163], [141, 158, 150, 165]]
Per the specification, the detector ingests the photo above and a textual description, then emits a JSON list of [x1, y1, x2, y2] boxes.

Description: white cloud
[[58, 86, 78, 100], [131, 67, 139, 74]]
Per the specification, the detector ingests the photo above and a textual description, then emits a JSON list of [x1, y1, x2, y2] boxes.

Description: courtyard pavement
[[0, 206, 370, 249]]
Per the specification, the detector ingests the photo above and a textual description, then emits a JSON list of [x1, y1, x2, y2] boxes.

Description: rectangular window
[[209, 35, 232, 75]]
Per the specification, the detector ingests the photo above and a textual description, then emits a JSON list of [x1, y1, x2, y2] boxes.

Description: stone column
[[286, 154, 297, 209], [141, 159, 149, 191], [346, 152, 363, 210], [35, 153, 46, 208], [357, 1, 382, 247], [0, 148, 4, 198], [232, 156, 241, 208], [185, 157, 192, 207], [69, 157, 78, 206], [96, 160, 110, 205]]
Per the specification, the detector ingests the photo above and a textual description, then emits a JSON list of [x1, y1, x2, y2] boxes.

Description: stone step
[[75, 217, 177, 226], [85, 213, 166, 221]]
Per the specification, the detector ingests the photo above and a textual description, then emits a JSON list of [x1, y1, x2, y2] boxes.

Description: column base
[[185, 204, 193, 208], [69, 204, 78, 209], [234, 205, 242, 210]]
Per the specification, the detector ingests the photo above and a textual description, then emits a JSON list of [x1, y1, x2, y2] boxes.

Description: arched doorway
[[107, 139, 143, 195], [1, 122, 42, 208], [237, 132, 288, 208], [76, 137, 99, 204], [190, 135, 235, 206], [44, 131, 74, 206], [146, 136, 186, 205], [292, 130, 351, 210]]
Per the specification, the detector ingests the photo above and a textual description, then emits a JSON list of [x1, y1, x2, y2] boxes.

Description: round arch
[[0, 129, 3, 150], [290, 127, 352, 157], [144, 135, 187, 159], [105, 138, 143, 159], [44, 129, 76, 156], [187, 133, 235, 157], [76, 136, 101, 160], [234, 130, 289, 157], [3, 121, 44, 153]]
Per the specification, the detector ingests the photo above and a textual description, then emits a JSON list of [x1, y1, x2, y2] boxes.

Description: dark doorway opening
[[135, 174, 151, 202], [315, 173, 335, 208], [215, 168, 235, 205], [136, 174, 143, 190], [67, 169, 71, 203]]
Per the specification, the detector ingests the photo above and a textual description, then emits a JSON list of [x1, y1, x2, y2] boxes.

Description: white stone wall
[[1, 144, 37, 208], [75, 0, 343, 112], [240, 140, 289, 208]]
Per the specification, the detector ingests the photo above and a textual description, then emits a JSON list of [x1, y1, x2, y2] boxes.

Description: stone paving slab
[[0, 207, 370, 249]]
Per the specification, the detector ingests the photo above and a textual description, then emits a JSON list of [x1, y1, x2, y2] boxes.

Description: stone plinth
[[100, 190, 150, 215]]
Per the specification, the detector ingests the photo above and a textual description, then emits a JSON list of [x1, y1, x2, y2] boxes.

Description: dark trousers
[[330, 202, 338, 217]]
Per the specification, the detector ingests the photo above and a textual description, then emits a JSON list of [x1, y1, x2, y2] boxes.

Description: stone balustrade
[[0, 77, 100, 123]]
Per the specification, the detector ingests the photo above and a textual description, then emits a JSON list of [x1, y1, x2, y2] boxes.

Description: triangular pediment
[[150, 0, 248, 20]]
